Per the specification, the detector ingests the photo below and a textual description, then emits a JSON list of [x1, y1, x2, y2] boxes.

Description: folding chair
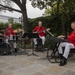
[[47, 37, 67, 63]]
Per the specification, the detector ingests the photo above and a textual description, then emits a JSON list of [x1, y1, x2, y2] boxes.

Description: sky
[[0, 0, 45, 18]]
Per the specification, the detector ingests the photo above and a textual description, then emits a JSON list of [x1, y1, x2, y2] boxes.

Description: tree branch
[[11, 0, 22, 9], [0, 4, 22, 13]]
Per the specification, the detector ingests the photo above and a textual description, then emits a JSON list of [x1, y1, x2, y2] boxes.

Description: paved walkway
[[0, 50, 75, 75]]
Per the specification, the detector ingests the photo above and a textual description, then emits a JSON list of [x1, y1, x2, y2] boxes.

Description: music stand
[[22, 33, 39, 56], [22, 33, 39, 38], [20, 33, 31, 55]]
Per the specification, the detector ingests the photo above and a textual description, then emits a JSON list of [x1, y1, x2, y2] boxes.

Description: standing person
[[58, 21, 75, 66], [33, 21, 46, 48], [4, 23, 17, 52]]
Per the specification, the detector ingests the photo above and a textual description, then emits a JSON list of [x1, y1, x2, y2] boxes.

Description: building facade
[[0, 15, 21, 23]]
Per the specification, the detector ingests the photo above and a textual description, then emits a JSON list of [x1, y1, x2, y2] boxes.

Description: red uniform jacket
[[4, 28, 15, 36], [33, 26, 46, 36], [67, 31, 75, 46]]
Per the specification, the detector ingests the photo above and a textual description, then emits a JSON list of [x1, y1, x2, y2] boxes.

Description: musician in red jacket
[[4, 23, 17, 52], [58, 21, 75, 66], [33, 21, 46, 48], [4, 24, 15, 39]]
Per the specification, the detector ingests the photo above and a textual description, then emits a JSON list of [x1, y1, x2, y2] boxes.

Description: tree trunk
[[22, 11, 28, 32], [0, 4, 21, 13], [21, 5, 28, 32]]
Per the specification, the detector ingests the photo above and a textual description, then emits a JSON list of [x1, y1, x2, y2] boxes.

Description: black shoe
[[59, 54, 64, 66], [59, 54, 63, 59], [59, 56, 67, 66], [15, 48, 18, 53]]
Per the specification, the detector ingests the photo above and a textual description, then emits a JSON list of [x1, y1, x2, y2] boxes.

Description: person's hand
[[57, 35, 65, 38]]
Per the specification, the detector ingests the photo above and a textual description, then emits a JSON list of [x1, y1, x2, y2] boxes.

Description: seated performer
[[58, 21, 75, 66], [4, 23, 17, 52], [33, 21, 46, 48]]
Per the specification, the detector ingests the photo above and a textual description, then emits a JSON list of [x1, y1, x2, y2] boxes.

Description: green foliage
[[42, 0, 75, 35], [28, 13, 75, 36], [8, 18, 14, 24], [0, 22, 22, 29], [30, 0, 57, 9], [12, 23, 22, 29]]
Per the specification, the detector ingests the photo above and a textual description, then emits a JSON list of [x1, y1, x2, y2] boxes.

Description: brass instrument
[[14, 29, 24, 33]]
